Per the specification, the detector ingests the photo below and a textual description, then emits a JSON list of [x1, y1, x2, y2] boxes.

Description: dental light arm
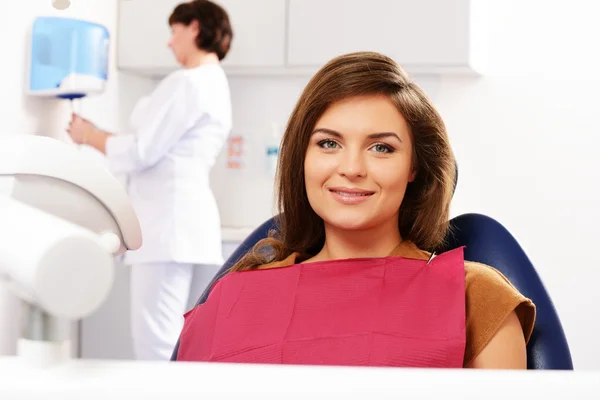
[[0, 196, 115, 321], [0, 135, 142, 365]]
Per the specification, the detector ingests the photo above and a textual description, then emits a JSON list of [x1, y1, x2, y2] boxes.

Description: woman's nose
[[337, 149, 367, 179]]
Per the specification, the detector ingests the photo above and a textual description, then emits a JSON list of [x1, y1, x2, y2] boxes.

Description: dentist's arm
[[87, 128, 111, 153], [67, 115, 111, 154], [68, 72, 202, 175]]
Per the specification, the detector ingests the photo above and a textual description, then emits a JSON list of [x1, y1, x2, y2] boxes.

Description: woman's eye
[[318, 139, 339, 149], [372, 143, 393, 153]]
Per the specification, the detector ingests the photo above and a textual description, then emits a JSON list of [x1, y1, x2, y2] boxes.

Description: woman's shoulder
[[173, 64, 228, 85], [152, 69, 198, 98], [162, 66, 221, 87], [463, 260, 536, 366], [161, 68, 187, 82]]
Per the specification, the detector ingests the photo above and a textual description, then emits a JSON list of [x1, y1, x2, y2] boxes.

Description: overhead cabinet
[[286, 0, 486, 75], [117, 0, 486, 77], [118, 0, 287, 77]]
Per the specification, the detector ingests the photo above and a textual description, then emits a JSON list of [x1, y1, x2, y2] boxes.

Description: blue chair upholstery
[[171, 213, 573, 369], [439, 213, 573, 369], [172, 157, 572, 368]]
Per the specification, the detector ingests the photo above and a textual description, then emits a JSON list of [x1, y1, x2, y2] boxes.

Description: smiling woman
[[175, 51, 535, 370], [303, 95, 417, 260]]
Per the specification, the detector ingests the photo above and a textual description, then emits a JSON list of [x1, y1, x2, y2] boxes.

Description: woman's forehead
[[313, 95, 410, 139]]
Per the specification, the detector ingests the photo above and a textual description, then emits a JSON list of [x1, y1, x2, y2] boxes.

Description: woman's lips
[[328, 187, 375, 205]]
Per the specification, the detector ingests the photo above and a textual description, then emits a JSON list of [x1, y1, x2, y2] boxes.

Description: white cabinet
[[117, 0, 287, 77], [117, 0, 486, 77], [286, 0, 485, 75], [117, 0, 179, 75], [219, 0, 286, 69]]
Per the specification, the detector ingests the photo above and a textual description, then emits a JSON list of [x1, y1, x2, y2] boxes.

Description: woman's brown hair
[[169, 0, 233, 60], [232, 51, 456, 271]]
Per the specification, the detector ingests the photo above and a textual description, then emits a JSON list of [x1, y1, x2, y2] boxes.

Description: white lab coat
[[105, 64, 232, 266]]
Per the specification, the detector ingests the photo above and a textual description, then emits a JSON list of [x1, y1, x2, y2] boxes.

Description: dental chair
[[171, 169, 573, 370]]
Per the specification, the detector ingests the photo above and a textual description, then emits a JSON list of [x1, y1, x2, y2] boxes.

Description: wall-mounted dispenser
[[26, 16, 109, 101]]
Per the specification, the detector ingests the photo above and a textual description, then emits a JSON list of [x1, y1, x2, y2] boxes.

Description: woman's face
[[168, 22, 199, 65], [304, 95, 416, 233]]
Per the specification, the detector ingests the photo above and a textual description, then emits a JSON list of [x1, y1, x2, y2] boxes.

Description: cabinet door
[[218, 0, 286, 67], [118, 0, 286, 74], [118, 0, 180, 72], [287, 0, 470, 68]]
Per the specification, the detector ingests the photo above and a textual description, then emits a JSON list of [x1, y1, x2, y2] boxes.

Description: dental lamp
[[0, 135, 141, 366]]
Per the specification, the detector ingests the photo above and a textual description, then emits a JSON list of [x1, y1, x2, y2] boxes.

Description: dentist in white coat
[[67, 0, 233, 360]]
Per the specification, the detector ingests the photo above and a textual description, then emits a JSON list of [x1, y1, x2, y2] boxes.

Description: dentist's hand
[[67, 113, 96, 145], [67, 113, 110, 154]]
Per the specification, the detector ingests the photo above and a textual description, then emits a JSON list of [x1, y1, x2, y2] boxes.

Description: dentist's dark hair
[[169, 0, 233, 60], [231, 51, 456, 271]]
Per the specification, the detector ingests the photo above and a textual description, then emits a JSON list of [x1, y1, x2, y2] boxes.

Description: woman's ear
[[409, 169, 417, 183], [189, 19, 200, 35]]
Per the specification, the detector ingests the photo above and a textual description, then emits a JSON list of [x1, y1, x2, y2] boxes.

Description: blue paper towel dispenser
[[27, 16, 109, 100]]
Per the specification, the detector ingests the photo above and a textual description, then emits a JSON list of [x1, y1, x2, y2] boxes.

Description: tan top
[[256, 240, 536, 367]]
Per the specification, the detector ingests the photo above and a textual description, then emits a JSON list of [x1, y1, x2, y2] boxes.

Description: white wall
[[209, 0, 600, 369], [437, 0, 600, 369]]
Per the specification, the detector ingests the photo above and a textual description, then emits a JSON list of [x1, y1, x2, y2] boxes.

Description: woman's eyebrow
[[368, 132, 402, 142], [312, 128, 402, 142], [312, 128, 342, 137]]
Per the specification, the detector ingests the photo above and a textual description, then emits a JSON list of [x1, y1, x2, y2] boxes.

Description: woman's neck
[[308, 219, 403, 262], [184, 51, 219, 68]]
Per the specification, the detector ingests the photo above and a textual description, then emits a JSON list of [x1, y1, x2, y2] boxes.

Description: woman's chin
[[324, 216, 377, 232]]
